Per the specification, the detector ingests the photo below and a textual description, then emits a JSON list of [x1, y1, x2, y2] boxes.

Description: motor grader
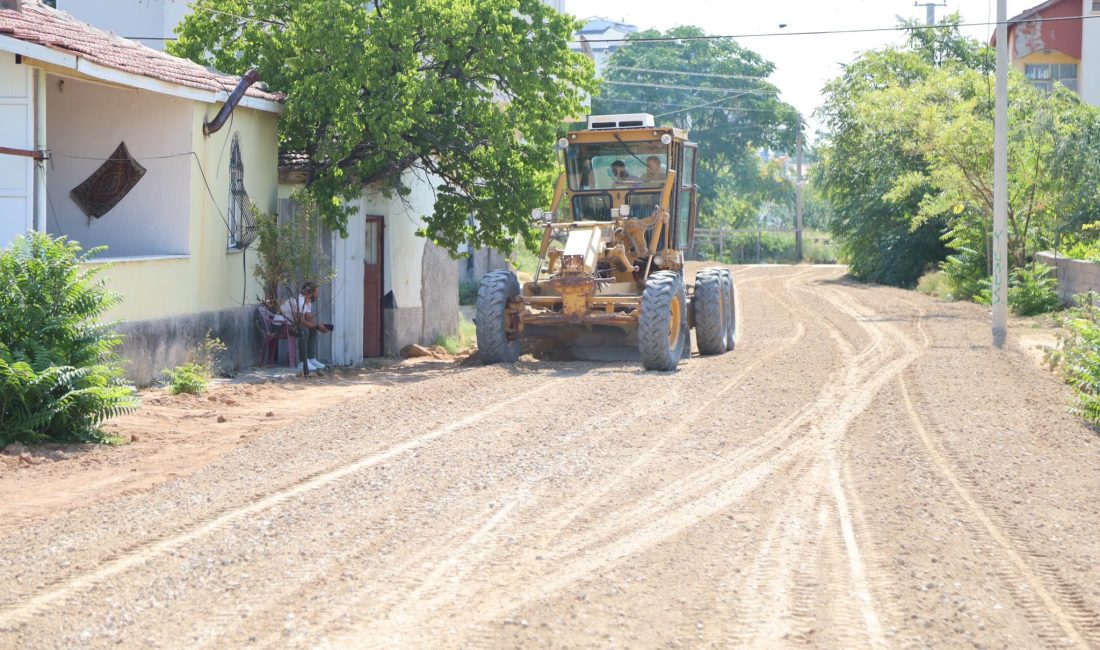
[[475, 113, 735, 371]]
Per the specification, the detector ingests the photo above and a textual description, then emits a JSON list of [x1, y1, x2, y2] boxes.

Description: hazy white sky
[[564, 0, 1037, 135]]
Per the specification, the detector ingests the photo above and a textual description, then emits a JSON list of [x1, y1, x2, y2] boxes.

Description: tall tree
[[171, 0, 596, 252], [591, 26, 800, 227], [815, 17, 987, 287]]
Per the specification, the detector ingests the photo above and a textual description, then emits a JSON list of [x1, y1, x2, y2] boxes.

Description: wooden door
[[363, 216, 383, 357]]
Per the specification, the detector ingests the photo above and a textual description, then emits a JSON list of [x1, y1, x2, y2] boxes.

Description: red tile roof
[[0, 0, 282, 104]]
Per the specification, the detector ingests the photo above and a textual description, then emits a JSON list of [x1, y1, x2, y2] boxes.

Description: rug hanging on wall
[[69, 141, 146, 220]]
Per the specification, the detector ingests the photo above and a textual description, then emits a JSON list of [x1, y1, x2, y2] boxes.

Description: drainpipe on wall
[[33, 67, 46, 233], [203, 69, 261, 136]]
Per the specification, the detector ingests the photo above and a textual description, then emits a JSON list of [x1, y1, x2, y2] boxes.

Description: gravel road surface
[[2, 265, 1099, 648]]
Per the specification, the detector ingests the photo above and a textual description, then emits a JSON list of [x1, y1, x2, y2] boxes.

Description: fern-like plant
[[0, 233, 138, 445]]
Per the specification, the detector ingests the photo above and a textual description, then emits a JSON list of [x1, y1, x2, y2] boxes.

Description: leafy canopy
[[171, 0, 596, 253], [591, 26, 800, 228]]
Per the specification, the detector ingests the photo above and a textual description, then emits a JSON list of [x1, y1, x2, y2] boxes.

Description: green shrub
[[162, 332, 225, 395], [459, 280, 479, 306], [1048, 293, 1100, 425], [973, 262, 1061, 316], [163, 363, 208, 395], [1008, 262, 1061, 316], [916, 270, 950, 299], [0, 233, 138, 445]]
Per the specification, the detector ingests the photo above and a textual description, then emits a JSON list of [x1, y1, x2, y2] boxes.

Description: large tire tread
[[639, 271, 686, 371], [475, 270, 521, 364], [694, 269, 726, 355]]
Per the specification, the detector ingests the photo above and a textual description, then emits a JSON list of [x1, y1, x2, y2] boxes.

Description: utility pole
[[915, 1, 947, 25], [795, 126, 804, 264], [993, 0, 1009, 345]]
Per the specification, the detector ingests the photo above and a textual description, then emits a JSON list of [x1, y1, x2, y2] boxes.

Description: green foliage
[[1048, 293, 1100, 425], [458, 280, 479, 306], [916, 271, 950, 299], [694, 230, 838, 265], [163, 364, 208, 395], [971, 263, 1060, 316], [434, 315, 477, 355], [171, 0, 596, 254], [593, 26, 800, 230], [1008, 263, 1062, 316], [252, 192, 334, 310], [816, 14, 1100, 290], [0, 233, 138, 445]]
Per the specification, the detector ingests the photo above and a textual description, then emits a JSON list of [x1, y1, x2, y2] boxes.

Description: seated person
[[280, 281, 331, 372], [641, 156, 665, 184], [609, 160, 640, 184]]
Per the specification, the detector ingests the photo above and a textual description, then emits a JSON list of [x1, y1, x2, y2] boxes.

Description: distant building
[[1001, 0, 1100, 105], [570, 17, 639, 77]]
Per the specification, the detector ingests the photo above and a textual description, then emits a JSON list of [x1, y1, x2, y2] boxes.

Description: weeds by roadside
[[434, 316, 477, 355], [163, 332, 226, 395]]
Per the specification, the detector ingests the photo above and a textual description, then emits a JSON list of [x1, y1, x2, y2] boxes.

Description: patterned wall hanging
[[69, 141, 146, 220]]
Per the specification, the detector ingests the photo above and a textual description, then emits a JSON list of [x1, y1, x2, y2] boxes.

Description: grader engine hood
[[548, 226, 604, 319]]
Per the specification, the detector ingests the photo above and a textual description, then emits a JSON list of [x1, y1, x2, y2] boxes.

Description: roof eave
[[0, 33, 283, 114]]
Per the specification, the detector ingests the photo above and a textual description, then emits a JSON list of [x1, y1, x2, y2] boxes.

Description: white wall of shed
[[0, 52, 33, 249], [1081, 0, 1100, 105], [45, 74, 192, 257]]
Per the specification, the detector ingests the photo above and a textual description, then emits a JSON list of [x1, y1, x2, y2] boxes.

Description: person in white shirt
[[280, 281, 330, 372]]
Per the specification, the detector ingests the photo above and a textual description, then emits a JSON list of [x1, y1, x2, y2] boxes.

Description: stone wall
[[114, 304, 263, 387], [1035, 251, 1100, 305]]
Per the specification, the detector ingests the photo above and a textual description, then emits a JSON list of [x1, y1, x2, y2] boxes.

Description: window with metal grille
[[1092, 0, 1100, 13], [228, 135, 251, 248], [1024, 63, 1078, 93]]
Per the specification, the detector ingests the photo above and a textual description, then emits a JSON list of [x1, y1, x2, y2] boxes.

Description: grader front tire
[[639, 271, 687, 371], [694, 270, 726, 355], [717, 268, 736, 351], [475, 269, 521, 364]]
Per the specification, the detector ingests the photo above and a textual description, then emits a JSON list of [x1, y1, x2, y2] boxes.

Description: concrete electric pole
[[795, 126, 804, 263], [993, 0, 1009, 345], [915, 1, 947, 25]]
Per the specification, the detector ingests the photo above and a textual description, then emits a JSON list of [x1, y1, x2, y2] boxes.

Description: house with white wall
[[278, 161, 458, 362], [1004, 0, 1100, 105], [0, 0, 282, 384], [570, 17, 638, 77]]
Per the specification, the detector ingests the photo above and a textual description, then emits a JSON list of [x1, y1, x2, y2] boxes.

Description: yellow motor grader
[[475, 113, 735, 371]]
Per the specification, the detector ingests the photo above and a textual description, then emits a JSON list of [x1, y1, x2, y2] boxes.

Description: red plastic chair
[[256, 305, 298, 367]]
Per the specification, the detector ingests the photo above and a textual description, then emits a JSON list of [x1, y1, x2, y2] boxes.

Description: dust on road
[[1, 265, 1098, 648]]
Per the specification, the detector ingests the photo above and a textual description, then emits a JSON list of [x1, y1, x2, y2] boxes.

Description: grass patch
[[459, 280, 479, 306], [435, 315, 478, 355], [916, 270, 951, 299]]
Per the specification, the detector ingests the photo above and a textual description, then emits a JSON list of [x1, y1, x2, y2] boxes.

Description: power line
[[597, 97, 787, 112], [605, 66, 776, 83], [601, 80, 776, 94], [161, 0, 286, 27], [572, 13, 1100, 43]]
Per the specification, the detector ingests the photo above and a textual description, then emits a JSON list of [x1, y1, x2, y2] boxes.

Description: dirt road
[[2, 265, 1099, 648]]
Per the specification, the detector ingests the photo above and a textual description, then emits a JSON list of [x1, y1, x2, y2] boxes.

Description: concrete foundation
[[114, 304, 263, 387], [1035, 251, 1100, 305]]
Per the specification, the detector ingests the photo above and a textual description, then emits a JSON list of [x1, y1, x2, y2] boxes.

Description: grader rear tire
[[475, 269, 521, 364], [717, 268, 736, 350], [640, 271, 687, 371], [694, 270, 726, 355]]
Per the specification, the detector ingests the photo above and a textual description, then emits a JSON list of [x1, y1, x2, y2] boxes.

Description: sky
[[563, 0, 1038, 137]]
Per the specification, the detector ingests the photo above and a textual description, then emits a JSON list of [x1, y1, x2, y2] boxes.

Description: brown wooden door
[[363, 216, 383, 357]]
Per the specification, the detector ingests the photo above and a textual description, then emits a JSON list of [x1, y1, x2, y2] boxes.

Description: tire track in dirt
[[898, 377, 1096, 647], [0, 373, 560, 630], [363, 268, 921, 642], [239, 371, 688, 646]]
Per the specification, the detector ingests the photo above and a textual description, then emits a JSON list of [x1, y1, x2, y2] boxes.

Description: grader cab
[[475, 113, 735, 371]]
